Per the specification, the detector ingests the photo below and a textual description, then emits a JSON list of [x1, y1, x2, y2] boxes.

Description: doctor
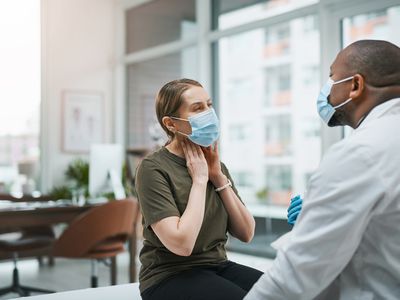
[[245, 40, 400, 300]]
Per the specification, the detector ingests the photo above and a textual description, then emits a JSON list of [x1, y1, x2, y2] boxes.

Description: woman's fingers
[[194, 144, 205, 159], [187, 140, 203, 159], [213, 142, 218, 152], [181, 141, 187, 157], [201, 146, 211, 159], [185, 139, 205, 163], [181, 140, 193, 161]]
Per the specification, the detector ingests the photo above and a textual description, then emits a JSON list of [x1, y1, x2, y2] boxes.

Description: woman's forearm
[[213, 175, 255, 242], [177, 181, 208, 252], [221, 188, 255, 242], [152, 181, 207, 257]]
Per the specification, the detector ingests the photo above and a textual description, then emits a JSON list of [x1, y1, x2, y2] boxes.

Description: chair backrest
[[53, 198, 139, 258]]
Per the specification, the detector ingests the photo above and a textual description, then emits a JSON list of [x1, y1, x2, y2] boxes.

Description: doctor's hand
[[287, 195, 303, 225]]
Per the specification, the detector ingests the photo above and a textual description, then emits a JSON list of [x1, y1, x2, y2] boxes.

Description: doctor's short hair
[[155, 78, 203, 143], [344, 40, 400, 87]]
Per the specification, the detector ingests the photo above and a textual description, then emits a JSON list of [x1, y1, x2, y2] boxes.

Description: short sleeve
[[221, 162, 243, 204], [135, 158, 181, 228]]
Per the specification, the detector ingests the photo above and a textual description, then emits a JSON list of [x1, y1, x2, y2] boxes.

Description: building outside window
[[0, 0, 41, 196]]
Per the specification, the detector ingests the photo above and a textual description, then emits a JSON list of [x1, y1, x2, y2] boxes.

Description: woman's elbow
[[176, 247, 193, 257], [241, 229, 255, 243], [238, 221, 256, 243], [170, 244, 194, 256]]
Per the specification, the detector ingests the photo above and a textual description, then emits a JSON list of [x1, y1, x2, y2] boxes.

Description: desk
[[0, 202, 138, 283], [0, 204, 92, 229], [0, 193, 53, 202]]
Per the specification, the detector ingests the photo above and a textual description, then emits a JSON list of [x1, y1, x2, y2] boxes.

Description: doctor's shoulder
[[317, 136, 374, 174]]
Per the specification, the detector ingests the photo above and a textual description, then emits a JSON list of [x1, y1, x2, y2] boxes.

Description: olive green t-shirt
[[135, 146, 242, 293]]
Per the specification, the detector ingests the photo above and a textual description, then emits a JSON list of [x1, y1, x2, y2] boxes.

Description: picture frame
[[62, 91, 105, 154]]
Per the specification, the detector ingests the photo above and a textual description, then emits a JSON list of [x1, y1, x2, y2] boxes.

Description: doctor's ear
[[349, 74, 365, 99]]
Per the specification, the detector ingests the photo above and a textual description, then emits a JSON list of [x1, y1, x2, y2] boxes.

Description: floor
[[0, 251, 273, 299]]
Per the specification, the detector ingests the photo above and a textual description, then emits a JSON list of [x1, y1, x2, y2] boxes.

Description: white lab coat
[[245, 98, 400, 300]]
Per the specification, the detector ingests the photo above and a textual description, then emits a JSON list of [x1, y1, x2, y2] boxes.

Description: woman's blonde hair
[[155, 78, 202, 144]]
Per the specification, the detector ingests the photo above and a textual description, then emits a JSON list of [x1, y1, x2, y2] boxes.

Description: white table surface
[[12, 283, 141, 300]]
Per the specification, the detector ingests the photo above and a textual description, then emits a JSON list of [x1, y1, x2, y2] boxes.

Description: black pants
[[141, 261, 263, 300]]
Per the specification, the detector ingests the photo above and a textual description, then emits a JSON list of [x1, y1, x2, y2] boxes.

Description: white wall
[[40, 0, 118, 191]]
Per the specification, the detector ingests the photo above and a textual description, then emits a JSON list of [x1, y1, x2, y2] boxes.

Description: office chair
[[0, 233, 55, 297], [52, 198, 139, 287]]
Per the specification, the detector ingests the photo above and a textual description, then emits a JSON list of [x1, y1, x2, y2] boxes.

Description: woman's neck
[[165, 139, 185, 158]]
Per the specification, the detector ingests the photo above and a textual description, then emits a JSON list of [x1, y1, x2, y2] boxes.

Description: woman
[[136, 79, 263, 300]]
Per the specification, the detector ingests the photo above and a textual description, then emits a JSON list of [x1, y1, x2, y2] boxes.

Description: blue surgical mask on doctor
[[317, 76, 354, 126], [170, 108, 220, 147]]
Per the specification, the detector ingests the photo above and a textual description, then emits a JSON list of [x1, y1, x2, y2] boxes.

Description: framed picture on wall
[[62, 91, 105, 153]]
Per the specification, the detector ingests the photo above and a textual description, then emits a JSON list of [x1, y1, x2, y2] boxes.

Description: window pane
[[127, 48, 198, 149], [0, 0, 41, 195], [217, 15, 321, 207], [126, 0, 197, 54], [342, 6, 400, 47], [266, 165, 292, 205], [342, 5, 400, 136], [212, 0, 318, 30]]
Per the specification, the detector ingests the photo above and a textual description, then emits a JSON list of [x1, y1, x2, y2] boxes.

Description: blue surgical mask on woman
[[170, 108, 220, 147], [317, 76, 354, 126]]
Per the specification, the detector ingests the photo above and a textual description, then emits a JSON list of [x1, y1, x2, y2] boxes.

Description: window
[[126, 48, 198, 149], [232, 171, 253, 188], [216, 15, 321, 207], [212, 0, 318, 30], [265, 115, 291, 157], [303, 14, 318, 33], [264, 24, 291, 57], [265, 65, 291, 107], [266, 165, 292, 206], [303, 65, 319, 87], [125, 0, 200, 151], [229, 124, 249, 142], [0, 0, 41, 195], [125, 0, 197, 53], [341, 5, 400, 136], [342, 6, 400, 47]]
